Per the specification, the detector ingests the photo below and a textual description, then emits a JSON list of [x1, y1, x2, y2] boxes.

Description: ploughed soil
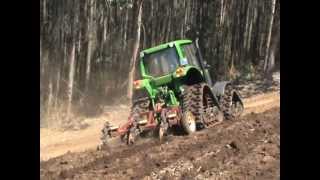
[[40, 73, 280, 179], [40, 107, 279, 180], [40, 90, 279, 161]]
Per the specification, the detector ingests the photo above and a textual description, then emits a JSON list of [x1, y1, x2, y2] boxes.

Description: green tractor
[[99, 39, 244, 147]]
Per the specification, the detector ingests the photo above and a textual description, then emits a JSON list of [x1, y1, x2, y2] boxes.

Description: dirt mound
[[40, 107, 280, 180]]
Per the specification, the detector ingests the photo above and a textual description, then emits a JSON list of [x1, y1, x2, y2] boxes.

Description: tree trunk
[[43, 0, 46, 23], [220, 0, 225, 26], [127, 0, 143, 100], [54, 68, 61, 110], [150, 0, 155, 46], [123, 6, 129, 50], [243, 0, 250, 51], [267, 28, 280, 76], [182, 0, 187, 38], [85, 0, 93, 92], [142, 23, 146, 48], [47, 79, 53, 117], [67, 41, 76, 119], [263, 0, 276, 73], [247, 3, 256, 52]]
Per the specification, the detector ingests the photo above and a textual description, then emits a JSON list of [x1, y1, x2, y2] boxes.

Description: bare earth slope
[[40, 107, 279, 180], [40, 90, 280, 179], [41, 73, 280, 179], [40, 90, 279, 161]]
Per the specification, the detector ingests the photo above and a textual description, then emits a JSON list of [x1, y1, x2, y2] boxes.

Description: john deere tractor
[[99, 39, 243, 147]]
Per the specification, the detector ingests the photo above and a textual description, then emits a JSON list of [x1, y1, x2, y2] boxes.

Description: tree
[[85, 0, 94, 92], [127, 0, 143, 100], [263, 0, 277, 74]]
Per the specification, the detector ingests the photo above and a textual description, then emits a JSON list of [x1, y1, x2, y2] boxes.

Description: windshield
[[143, 47, 179, 77], [181, 43, 201, 68]]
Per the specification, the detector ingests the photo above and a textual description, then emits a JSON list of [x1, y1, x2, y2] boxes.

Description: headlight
[[175, 67, 184, 77]]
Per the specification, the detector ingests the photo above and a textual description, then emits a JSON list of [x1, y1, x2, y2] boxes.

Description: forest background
[[40, 0, 280, 128]]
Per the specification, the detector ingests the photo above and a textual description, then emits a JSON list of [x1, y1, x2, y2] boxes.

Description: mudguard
[[211, 81, 244, 106], [211, 81, 231, 97]]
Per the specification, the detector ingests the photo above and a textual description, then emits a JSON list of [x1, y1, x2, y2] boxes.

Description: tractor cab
[[142, 46, 179, 77], [139, 39, 213, 88]]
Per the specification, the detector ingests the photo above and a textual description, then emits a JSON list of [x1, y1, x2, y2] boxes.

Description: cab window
[[181, 44, 200, 68]]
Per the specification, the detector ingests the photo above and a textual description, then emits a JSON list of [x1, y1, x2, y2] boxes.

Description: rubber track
[[181, 83, 204, 125], [203, 91, 221, 127], [182, 83, 224, 126], [221, 84, 235, 120]]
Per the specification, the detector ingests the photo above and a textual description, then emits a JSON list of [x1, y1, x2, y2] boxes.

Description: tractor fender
[[181, 66, 205, 85], [211, 81, 244, 106], [211, 81, 231, 97]]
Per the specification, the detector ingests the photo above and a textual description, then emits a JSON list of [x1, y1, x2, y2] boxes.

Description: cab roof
[[141, 39, 192, 55]]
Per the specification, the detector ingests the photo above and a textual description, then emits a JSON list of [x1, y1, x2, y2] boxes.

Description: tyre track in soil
[[40, 107, 279, 180]]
